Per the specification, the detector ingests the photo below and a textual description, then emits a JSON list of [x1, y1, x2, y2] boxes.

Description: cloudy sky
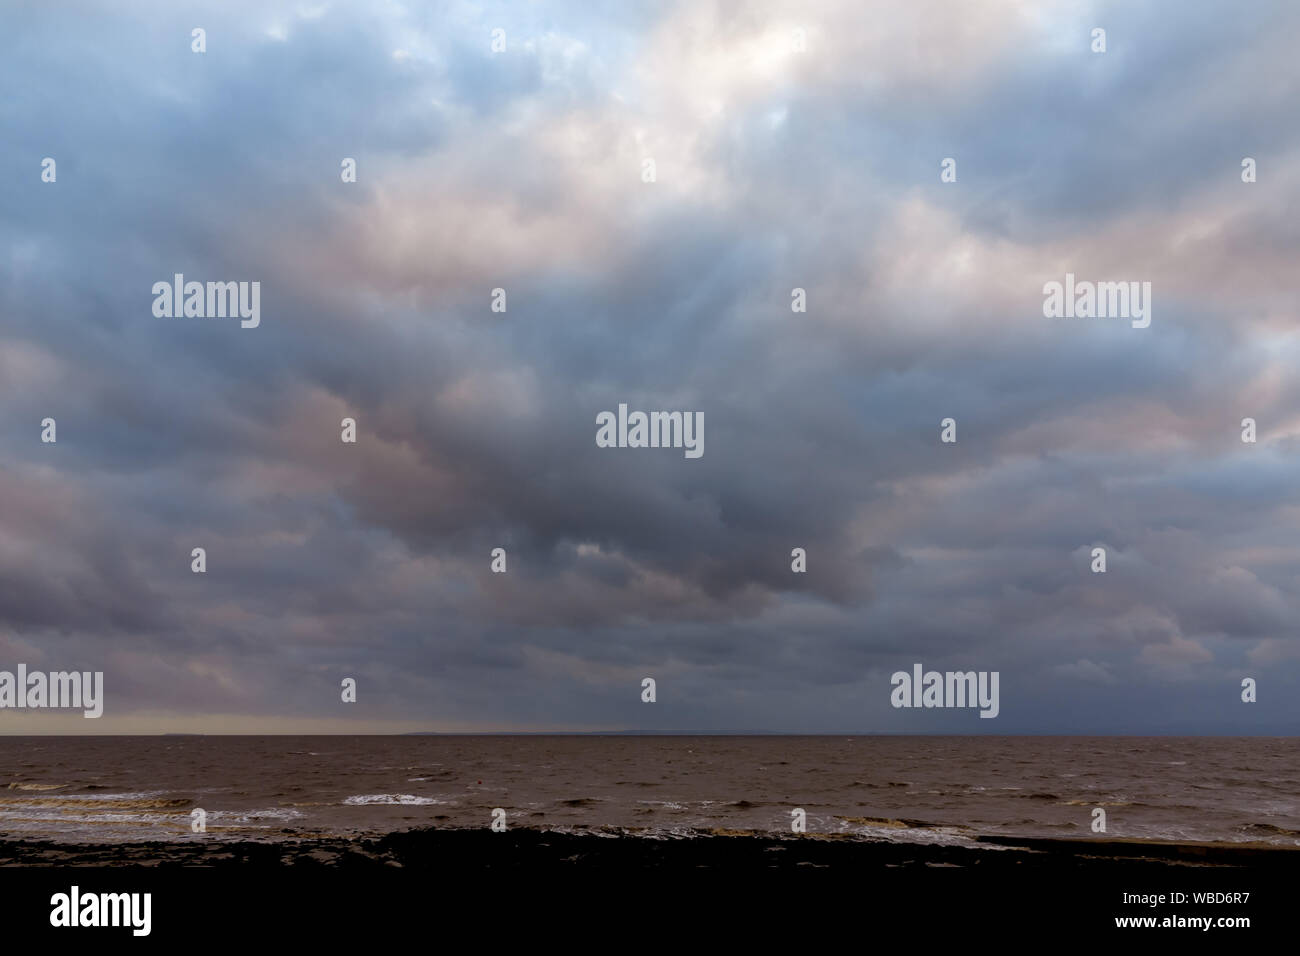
[[1, 0, 1298, 733]]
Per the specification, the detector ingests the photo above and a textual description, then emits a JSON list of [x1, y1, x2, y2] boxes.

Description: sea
[[1, 735, 1296, 847]]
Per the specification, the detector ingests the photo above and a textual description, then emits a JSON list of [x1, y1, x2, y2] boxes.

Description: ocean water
[[1, 735, 1296, 847]]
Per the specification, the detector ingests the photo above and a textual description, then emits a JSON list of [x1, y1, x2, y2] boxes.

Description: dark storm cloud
[[0, 0, 1297, 732]]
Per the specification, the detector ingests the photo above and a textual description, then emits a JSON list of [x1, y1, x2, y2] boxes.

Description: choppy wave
[[1238, 822, 1300, 838], [343, 794, 444, 806], [0, 792, 192, 810], [836, 815, 970, 831]]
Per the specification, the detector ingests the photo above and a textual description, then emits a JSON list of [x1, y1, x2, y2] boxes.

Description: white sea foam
[[343, 794, 443, 806]]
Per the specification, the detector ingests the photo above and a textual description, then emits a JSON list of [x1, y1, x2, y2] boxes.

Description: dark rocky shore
[[2, 827, 1295, 871], [3, 829, 1288, 942]]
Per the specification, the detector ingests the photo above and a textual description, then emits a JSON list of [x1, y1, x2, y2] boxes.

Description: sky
[[1, 0, 1298, 733]]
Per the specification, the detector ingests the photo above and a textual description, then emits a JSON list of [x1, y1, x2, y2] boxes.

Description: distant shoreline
[[2, 738, 1300, 743]]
